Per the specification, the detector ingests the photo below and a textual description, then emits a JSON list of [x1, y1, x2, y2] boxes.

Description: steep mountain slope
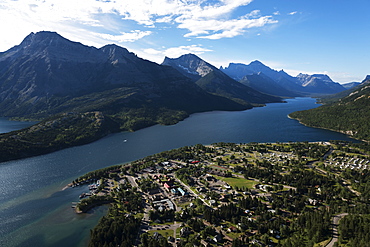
[[240, 72, 298, 97], [162, 54, 282, 106], [221, 61, 346, 96], [289, 77, 370, 141], [0, 31, 245, 122], [195, 70, 281, 106], [162, 54, 213, 81]]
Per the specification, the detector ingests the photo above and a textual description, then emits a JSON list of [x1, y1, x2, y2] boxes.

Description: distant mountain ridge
[[162, 54, 282, 106], [342, 82, 361, 89], [221, 61, 347, 97]]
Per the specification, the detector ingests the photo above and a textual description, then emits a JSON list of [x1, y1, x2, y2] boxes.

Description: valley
[[0, 31, 369, 247], [1, 31, 367, 164]]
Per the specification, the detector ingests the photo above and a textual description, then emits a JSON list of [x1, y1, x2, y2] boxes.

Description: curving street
[[326, 213, 348, 247]]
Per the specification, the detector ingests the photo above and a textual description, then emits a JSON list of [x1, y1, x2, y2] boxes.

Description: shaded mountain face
[[0, 32, 246, 118], [240, 73, 298, 98], [162, 54, 282, 106], [221, 62, 304, 97], [0, 32, 189, 99], [341, 82, 361, 89], [221, 61, 346, 96]]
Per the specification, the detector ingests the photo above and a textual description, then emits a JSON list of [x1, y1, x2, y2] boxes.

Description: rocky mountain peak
[[249, 60, 264, 66], [362, 75, 370, 83], [18, 31, 83, 53], [100, 44, 136, 64], [297, 73, 334, 86], [247, 60, 271, 70], [162, 53, 216, 80], [5, 31, 100, 63], [20, 31, 64, 45]]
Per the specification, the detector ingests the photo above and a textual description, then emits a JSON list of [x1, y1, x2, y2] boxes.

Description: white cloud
[[143, 48, 163, 55], [95, 30, 152, 42], [288, 11, 298, 15], [164, 45, 213, 58], [0, 0, 277, 52], [180, 14, 277, 39], [144, 44, 212, 57]]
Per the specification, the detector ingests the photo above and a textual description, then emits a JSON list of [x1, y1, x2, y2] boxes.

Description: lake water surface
[[0, 118, 37, 134], [0, 98, 356, 246]]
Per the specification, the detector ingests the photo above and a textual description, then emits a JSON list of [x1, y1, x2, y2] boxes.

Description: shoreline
[[287, 114, 365, 143], [0, 101, 285, 164]]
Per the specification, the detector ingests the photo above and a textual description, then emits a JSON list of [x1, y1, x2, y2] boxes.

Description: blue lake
[[0, 97, 355, 246], [0, 118, 37, 134]]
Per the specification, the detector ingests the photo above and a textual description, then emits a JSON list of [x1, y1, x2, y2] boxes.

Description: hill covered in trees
[[289, 79, 370, 141], [0, 112, 119, 162]]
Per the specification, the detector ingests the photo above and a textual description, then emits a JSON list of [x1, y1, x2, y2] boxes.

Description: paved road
[[172, 173, 211, 207], [326, 213, 348, 247], [126, 175, 138, 187]]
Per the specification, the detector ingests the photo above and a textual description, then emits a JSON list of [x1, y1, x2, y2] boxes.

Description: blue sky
[[0, 0, 369, 83]]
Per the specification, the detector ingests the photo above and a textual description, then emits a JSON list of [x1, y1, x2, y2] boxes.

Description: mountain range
[[162, 54, 281, 106], [0, 31, 252, 123], [220, 61, 347, 96], [0, 31, 355, 123], [0, 31, 364, 161]]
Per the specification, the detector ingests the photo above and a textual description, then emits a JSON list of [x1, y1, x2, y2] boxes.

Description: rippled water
[[0, 98, 356, 246]]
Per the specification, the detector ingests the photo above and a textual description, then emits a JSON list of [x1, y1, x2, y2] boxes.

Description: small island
[[69, 141, 370, 247]]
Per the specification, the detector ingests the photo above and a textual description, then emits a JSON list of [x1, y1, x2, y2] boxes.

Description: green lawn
[[148, 229, 174, 239], [215, 175, 258, 189], [176, 227, 181, 238], [314, 238, 331, 247]]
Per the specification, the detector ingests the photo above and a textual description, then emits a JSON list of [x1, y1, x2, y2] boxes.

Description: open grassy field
[[148, 229, 174, 239], [215, 175, 258, 189]]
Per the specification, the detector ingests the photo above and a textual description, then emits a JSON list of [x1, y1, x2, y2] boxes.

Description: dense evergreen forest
[[289, 81, 370, 141], [0, 112, 120, 162]]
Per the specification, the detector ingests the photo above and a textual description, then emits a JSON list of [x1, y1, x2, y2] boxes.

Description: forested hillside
[[289, 81, 370, 141], [0, 112, 120, 162]]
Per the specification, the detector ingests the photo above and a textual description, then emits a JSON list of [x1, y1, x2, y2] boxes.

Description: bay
[[0, 97, 356, 246]]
